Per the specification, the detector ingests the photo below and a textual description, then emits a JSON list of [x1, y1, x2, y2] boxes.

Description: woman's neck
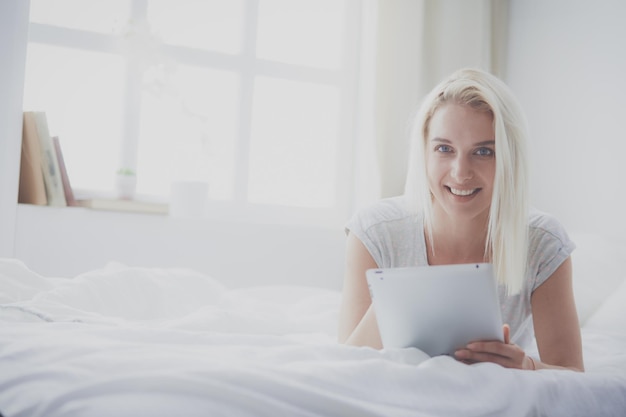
[[426, 208, 490, 265]]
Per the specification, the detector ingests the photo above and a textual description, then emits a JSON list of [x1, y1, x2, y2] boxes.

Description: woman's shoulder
[[528, 208, 576, 258], [346, 196, 418, 235], [528, 208, 570, 238]]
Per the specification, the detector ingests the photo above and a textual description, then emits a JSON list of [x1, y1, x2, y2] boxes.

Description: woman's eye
[[435, 145, 453, 153], [475, 147, 494, 157]]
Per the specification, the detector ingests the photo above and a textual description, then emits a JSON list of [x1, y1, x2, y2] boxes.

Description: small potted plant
[[115, 167, 137, 200]]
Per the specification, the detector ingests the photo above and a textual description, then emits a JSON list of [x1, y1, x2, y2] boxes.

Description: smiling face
[[426, 102, 496, 224]]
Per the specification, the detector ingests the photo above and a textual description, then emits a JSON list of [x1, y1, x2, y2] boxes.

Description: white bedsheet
[[1, 259, 625, 417]]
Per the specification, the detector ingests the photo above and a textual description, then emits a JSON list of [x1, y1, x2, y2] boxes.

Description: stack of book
[[19, 111, 72, 207], [17, 111, 168, 215]]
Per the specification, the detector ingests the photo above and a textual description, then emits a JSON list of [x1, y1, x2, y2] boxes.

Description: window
[[23, 0, 361, 225]]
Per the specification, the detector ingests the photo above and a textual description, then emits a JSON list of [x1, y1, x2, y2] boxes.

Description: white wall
[[15, 205, 347, 289], [0, 0, 30, 257], [505, 0, 626, 237], [421, 0, 493, 87]]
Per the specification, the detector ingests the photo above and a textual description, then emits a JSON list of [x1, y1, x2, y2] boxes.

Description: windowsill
[[72, 198, 169, 215], [16, 201, 346, 230]]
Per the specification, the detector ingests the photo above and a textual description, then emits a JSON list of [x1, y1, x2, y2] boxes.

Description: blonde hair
[[404, 68, 529, 295]]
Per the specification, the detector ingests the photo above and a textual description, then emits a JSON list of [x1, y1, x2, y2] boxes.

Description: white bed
[[1, 234, 626, 417]]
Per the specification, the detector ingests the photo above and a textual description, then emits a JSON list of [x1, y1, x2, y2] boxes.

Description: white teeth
[[449, 187, 477, 196]]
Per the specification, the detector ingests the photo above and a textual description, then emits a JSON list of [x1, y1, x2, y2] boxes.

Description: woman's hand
[[454, 324, 535, 370]]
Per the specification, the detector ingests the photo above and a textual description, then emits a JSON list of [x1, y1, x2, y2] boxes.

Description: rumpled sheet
[[1, 259, 625, 417]]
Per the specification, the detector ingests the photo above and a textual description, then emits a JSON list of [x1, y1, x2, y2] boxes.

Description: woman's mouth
[[446, 186, 480, 197]]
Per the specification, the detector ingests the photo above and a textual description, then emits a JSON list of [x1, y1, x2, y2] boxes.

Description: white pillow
[[32, 264, 226, 321], [0, 258, 56, 303], [569, 233, 626, 325]]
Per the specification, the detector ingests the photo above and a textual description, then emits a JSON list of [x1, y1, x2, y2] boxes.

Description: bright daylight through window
[[22, 0, 360, 223]]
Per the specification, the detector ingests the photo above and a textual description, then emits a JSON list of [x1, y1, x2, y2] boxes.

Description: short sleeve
[[345, 206, 384, 267], [344, 197, 422, 269], [528, 210, 576, 291]]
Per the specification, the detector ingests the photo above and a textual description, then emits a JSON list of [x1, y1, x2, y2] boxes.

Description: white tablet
[[366, 263, 503, 357]]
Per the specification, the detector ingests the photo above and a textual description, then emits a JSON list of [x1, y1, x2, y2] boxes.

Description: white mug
[[169, 181, 208, 218]]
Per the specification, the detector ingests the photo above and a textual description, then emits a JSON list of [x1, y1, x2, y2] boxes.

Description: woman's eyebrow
[[431, 137, 451, 143], [431, 137, 495, 146]]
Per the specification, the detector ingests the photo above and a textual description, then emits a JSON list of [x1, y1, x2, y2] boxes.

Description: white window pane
[[136, 65, 239, 199], [22, 44, 126, 192], [29, 0, 131, 34], [256, 0, 346, 69], [147, 0, 245, 53], [248, 77, 339, 208]]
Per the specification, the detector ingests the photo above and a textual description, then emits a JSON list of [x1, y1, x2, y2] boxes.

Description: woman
[[338, 68, 584, 372]]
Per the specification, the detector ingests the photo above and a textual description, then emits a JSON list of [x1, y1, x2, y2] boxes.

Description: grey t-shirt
[[345, 196, 575, 348]]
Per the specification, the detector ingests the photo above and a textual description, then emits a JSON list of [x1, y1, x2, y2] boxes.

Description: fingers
[[503, 323, 511, 344], [454, 323, 530, 369], [455, 340, 527, 369], [466, 341, 513, 357], [455, 349, 517, 368]]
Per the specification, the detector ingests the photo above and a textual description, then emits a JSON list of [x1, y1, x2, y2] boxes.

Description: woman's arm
[[530, 256, 584, 371], [455, 257, 584, 371], [337, 232, 382, 347]]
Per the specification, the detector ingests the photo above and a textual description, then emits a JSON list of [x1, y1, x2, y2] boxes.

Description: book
[[30, 111, 67, 206], [18, 112, 48, 205], [75, 198, 169, 215], [52, 136, 77, 206]]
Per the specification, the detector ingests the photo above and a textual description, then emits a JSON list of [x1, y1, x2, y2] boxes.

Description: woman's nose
[[451, 157, 473, 181]]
